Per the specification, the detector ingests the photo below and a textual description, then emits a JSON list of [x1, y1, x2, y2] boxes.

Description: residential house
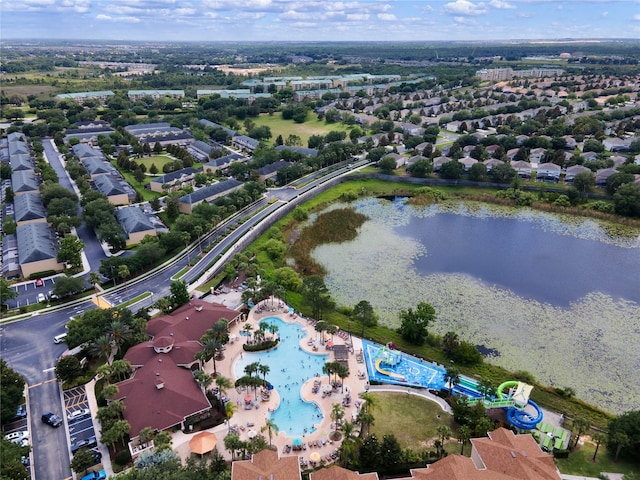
[[564, 165, 591, 183], [381, 153, 405, 169], [202, 153, 246, 175], [458, 156, 478, 171], [309, 466, 379, 480], [199, 119, 237, 138], [233, 135, 260, 153], [178, 178, 243, 214], [432, 156, 452, 172], [82, 157, 119, 179], [11, 170, 40, 196], [275, 145, 319, 157], [187, 140, 219, 162], [536, 163, 561, 182], [13, 193, 47, 226], [116, 206, 157, 246], [529, 148, 547, 163], [115, 300, 241, 438], [16, 223, 64, 278], [56, 90, 114, 105], [603, 137, 634, 152], [506, 148, 521, 162], [595, 168, 618, 186], [483, 158, 504, 172], [139, 132, 195, 148], [581, 151, 598, 162], [10, 153, 34, 172], [93, 175, 131, 205], [610, 155, 627, 168], [148, 167, 197, 193], [231, 449, 301, 480], [256, 161, 292, 182], [406, 155, 428, 168], [510, 160, 532, 178], [127, 90, 184, 101]]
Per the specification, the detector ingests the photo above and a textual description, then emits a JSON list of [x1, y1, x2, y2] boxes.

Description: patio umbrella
[[292, 437, 302, 447], [189, 431, 217, 455], [310, 452, 321, 462], [326, 341, 334, 348], [247, 429, 258, 439], [244, 394, 253, 404]]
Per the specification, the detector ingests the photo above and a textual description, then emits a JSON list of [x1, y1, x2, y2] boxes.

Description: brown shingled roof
[[231, 449, 301, 480], [310, 465, 379, 480]]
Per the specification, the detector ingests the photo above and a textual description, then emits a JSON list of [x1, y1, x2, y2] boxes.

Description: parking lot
[[3, 404, 32, 476], [64, 386, 101, 465]]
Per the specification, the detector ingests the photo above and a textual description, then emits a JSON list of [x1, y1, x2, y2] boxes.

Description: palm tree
[[117, 264, 130, 283], [610, 431, 629, 462], [331, 403, 345, 432], [225, 401, 238, 432], [572, 418, 590, 449], [336, 364, 350, 393], [458, 425, 472, 454], [322, 363, 334, 385], [444, 366, 460, 396], [592, 432, 606, 461], [106, 320, 132, 364], [242, 323, 253, 342], [436, 425, 452, 458], [211, 318, 229, 343], [153, 431, 172, 451], [257, 364, 270, 387], [477, 377, 495, 399], [261, 418, 279, 447], [90, 334, 113, 364], [89, 272, 101, 292], [194, 370, 213, 392], [138, 427, 156, 448], [315, 320, 327, 343], [201, 337, 223, 376], [215, 375, 233, 399], [109, 359, 131, 382]]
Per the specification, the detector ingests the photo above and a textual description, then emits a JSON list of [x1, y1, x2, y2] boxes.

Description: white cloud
[[96, 13, 140, 23], [601, 11, 608, 17], [489, 0, 515, 9], [96, 14, 112, 20], [280, 9, 313, 20], [633, 13, 640, 20], [377, 13, 397, 21], [444, 0, 487, 16], [175, 8, 196, 16], [347, 13, 369, 20]]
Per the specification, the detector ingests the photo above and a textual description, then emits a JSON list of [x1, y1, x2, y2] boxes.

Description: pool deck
[[172, 300, 371, 465]]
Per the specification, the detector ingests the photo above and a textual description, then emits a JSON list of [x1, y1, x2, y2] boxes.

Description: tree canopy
[[397, 302, 436, 345]]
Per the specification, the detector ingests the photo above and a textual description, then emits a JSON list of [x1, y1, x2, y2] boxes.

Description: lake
[[310, 197, 640, 414]]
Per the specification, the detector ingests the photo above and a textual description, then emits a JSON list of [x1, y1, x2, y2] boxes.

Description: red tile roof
[[231, 449, 301, 480], [310, 465, 379, 480]]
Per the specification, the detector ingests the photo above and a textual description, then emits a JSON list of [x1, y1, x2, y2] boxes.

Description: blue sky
[[2, 0, 639, 42]]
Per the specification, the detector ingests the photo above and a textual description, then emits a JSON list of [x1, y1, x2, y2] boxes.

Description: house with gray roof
[[140, 132, 194, 147], [178, 178, 243, 214], [187, 140, 217, 161], [149, 167, 197, 193], [11, 170, 40, 195], [1, 233, 20, 279], [82, 157, 119, 179], [55, 90, 114, 104], [16, 223, 64, 278], [73, 143, 105, 160], [256, 161, 292, 182], [202, 153, 246, 174], [564, 165, 592, 183], [13, 193, 47, 226], [595, 168, 618, 186], [199, 119, 236, 137], [8, 140, 29, 157], [536, 162, 561, 182], [116, 206, 157, 246], [232, 135, 260, 153], [10, 153, 34, 172], [93, 175, 131, 205], [275, 145, 318, 157]]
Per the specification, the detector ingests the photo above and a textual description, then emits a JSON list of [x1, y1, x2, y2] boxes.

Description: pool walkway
[[172, 298, 372, 465]]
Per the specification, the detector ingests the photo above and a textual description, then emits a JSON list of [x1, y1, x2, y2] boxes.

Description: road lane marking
[[28, 378, 57, 389], [43, 367, 55, 373]]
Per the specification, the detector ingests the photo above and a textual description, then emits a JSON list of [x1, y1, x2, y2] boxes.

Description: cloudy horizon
[[1, 0, 639, 43]]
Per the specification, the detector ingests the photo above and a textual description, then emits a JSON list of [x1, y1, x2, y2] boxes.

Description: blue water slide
[[507, 399, 543, 430]]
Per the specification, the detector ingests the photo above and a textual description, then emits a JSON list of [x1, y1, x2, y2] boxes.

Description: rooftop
[[16, 223, 59, 264]]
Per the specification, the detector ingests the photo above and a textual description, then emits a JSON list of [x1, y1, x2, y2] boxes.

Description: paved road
[[1, 156, 369, 479]]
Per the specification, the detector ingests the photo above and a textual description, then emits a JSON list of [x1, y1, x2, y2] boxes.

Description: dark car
[[90, 447, 102, 464], [41, 412, 62, 427], [71, 436, 97, 453]]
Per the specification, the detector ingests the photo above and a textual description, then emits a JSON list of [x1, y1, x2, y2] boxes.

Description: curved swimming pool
[[233, 317, 329, 438]]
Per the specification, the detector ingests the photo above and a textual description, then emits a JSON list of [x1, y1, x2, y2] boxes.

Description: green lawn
[[251, 113, 353, 146], [135, 155, 175, 170], [555, 441, 638, 476], [368, 392, 457, 450]]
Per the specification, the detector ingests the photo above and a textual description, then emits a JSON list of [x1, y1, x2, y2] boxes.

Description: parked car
[[5, 431, 29, 447], [14, 404, 27, 420], [80, 470, 106, 480], [67, 408, 90, 422], [37, 293, 46, 303], [48, 291, 59, 300], [35, 278, 43, 287], [90, 447, 102, 464], [53, 333, 67, 344], [71, 436, 97, 453], [41, 412, 62, 427]]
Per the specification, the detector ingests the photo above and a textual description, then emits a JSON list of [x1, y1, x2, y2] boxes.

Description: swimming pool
[[233, 317, 329, 438]]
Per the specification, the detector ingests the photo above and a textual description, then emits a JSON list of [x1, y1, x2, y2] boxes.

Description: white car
[[5, 431, 29, 447], [67, 408, 91, 422], [37, 293, 46, 303]]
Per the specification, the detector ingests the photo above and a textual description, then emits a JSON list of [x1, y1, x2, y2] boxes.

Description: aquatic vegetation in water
[[309, 198, 640, 414]]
